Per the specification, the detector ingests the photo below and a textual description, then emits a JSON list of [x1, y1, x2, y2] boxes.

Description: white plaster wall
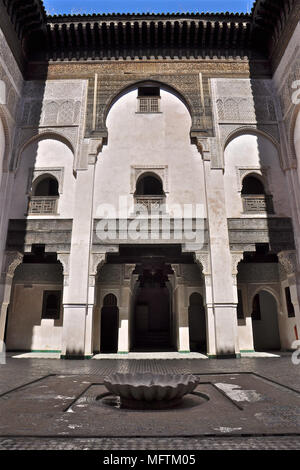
[[237, 318, 254, 351], [295, 111, 300, 171], [0, 118, 4, 182], [6, 284, 63, 351], [280, 280, 300, 349], [10, 139, 75, 218], [94, 89, 206, 215], [224, 133, 291, 218]]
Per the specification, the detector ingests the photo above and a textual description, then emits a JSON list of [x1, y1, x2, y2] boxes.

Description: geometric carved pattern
[[278, 251, 298, 276], [21, 100, 82, 127], [1, 251, 23, 282], [28, 196, 58, 215], [194, 252, 211, 276], [85, 73, 210, 142], [215, 79, 277, 123], [242, 195, 274, 214]]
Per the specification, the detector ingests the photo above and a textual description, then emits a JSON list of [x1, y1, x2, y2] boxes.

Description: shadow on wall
[[5, 260, 64, 352], [0, 61, 73, 352]]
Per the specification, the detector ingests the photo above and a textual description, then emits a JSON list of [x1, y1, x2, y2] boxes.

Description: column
[[118, 264, 135, 354], [196, 137, 240, 358], [195, 252, 216, 357], [0, 252, 23, 342], [231, 252, 245, 354], [61, 139, 104, 359], [174, 281, 190, 353]]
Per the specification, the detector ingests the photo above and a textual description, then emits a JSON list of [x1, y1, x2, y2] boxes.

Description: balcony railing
[[28, 196, 58, 215], [242, 195, 274, 214], [134, 195, 165, 213]]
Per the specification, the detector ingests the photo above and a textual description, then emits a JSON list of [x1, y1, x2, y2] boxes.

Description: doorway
[[100, 294, 119, 353], [251, 290, 281, 351], [132, 266, 174, 351], [188, 292, 207, 353]]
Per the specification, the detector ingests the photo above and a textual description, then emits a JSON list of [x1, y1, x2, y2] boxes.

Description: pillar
[[118, 264, 135, 354], [231, 252, 245, 354], [196, 137, 240, 358], [61, 139, 104, 359], [195, 253, 217, 357], [174, 283, 190, 353]]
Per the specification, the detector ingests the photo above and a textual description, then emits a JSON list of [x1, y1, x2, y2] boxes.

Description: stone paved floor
[[0, 436, 299, 450], [0, 353, 299, 450]]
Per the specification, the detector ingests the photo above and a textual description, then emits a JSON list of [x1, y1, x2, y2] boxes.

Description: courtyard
[[0, 353, 299, 450]]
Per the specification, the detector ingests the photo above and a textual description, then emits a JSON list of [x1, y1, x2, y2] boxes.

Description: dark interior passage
[[132, 266, 174, 351], [100, 294, 119, 353], [188, 293, 207, 353]]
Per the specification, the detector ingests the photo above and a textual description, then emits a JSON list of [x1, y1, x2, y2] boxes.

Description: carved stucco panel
[[278, 251, 298, 276], [1, 252, 23, 283]]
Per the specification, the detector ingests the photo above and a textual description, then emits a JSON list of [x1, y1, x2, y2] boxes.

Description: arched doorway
[[251, 290, 281, 351], [132, 265, 174, 351], [188, 293, 207, 353], [100, 294, 119, 353]]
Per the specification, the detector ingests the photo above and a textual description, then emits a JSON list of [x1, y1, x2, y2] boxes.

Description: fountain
[[103, 373, 200, 409]]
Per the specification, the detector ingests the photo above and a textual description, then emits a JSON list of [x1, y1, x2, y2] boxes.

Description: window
[[285, 287, 295, 318], [134, 173, 165, 213], [241, 174, 274, 214], [241, 175, 265, 195], [137, 87, 161, 113], [135, 174, 164, 196], [29, 175, 59, 215], [34, 177, 59, 197], [237, 289, 244, 320], [42, 291, 61, 320]]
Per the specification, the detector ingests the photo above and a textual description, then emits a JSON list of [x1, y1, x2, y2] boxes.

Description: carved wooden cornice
[[1, 1, 299, 74], [1, 0, 46, 40]]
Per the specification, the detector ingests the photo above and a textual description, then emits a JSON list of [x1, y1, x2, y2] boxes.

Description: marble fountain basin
[[103, 373, 200, 409]]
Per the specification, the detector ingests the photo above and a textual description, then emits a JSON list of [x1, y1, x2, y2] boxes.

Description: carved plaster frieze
[[88, 138, 104, 164], [195, 138, 211, 161], [278, 251, 298, 276], [90, 253, 106, 277], [231, 252, 244, 276], [1, 251, 23, 282], [194, 252, 211, 276], [123, 264, 136, 281], [57, 253, 70, 275]]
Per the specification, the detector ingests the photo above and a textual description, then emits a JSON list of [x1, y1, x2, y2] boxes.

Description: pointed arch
[[104, 80, 193, 127], [224, 127, 283, 169], [250, 286, 282, 314], [13, 131, 75, 172]]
